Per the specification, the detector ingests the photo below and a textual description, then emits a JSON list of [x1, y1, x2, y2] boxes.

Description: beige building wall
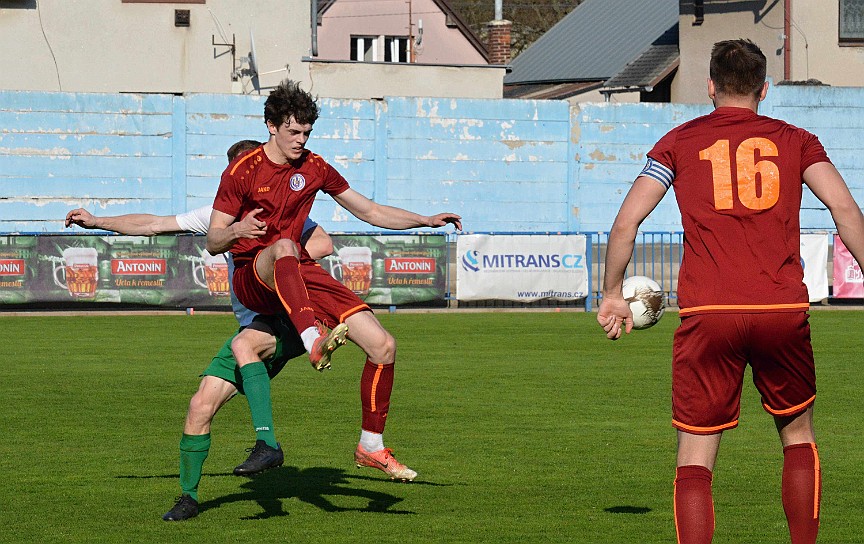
[[316, 0, 486, 64], [791, 1, 864, 85], [674, 5, 785, 104], [675, 1, 864, 103], [307, 60, 505, 98], [0, 0, 310, 94], [0, 0, 501, 98]]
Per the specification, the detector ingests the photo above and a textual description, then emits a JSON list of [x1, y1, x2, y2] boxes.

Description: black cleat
[[233, 440, 284, 476], [162, 495, 199, 521]]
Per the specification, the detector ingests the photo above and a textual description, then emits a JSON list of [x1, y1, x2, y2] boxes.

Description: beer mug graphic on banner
[[53, 247, 99, 298], [334, 246, 373, 295], [193, 251, 230, 297]]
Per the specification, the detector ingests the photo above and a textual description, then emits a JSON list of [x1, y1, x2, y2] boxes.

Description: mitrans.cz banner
[[0, 233, 446, 309], [456, 234, 588, 302], [833, 235, 863, 298]]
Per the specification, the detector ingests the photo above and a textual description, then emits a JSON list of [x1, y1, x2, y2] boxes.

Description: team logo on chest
[[289, 173, 306, 191]]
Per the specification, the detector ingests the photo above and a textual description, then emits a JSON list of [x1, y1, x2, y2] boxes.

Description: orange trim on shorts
[[763, 395, 815, 416], [340, 303, 371, 323], [369, 362, 384, 412], [251, 252, 277, 293], [672, 419, 738, 434], [679, 302, 809, 316], [229, 147, 262, 175]]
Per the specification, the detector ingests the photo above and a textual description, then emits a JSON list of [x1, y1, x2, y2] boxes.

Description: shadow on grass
[[604, 506, 652, 514], [118, 465, 455, 518], [219, 466, 414, 519]]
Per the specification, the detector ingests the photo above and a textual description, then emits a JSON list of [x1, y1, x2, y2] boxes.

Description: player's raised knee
[[270, 238, 300, 259]]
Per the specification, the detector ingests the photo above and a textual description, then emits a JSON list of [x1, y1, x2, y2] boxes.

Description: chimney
[[487, 19, 512, 65]]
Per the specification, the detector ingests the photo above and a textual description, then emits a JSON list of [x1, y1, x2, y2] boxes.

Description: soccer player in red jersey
[[597, 40, 864, 543], [207, 80, 461, 481]]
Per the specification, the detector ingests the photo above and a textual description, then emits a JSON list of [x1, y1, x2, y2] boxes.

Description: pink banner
[[833, 235, 864, 298]]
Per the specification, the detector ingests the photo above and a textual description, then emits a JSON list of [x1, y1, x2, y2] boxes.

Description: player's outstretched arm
[[333, 188, 462, 231], [304, 226, 334, 260], [599, 176, 666, 340], [65, 208, 182, 236], [804, 162, 864, 266]]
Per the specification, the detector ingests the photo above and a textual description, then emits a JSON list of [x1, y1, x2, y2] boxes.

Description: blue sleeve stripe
[[639, 158, 674, 189]]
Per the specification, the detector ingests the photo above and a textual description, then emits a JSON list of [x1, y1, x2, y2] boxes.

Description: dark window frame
[[350, 36, 377, 62], [384, 36, 409, 63]]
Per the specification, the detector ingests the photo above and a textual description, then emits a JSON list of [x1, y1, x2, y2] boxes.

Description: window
[[351, 36, 377, 62], [350, 35, 411, 63], [384, 36, 409, 63], [840, 0, 864, 42]]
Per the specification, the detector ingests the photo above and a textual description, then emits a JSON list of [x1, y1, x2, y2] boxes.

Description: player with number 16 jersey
[[598, 40, 864, 544], [643, 108, 830, 315]]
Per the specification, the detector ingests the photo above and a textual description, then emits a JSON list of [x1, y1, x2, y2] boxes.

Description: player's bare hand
[[428, 213, 462, 231], [65, 208, 97, 229], [234, 208, 268, 239], [597, 297, 633, 340]]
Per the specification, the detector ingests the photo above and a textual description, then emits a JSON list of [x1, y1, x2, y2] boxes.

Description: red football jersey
[[212, 146, 349, 266], [646, 107, 830, 315]]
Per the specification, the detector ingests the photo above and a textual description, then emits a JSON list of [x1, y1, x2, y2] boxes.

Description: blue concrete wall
[[1, 87, 862, 234]]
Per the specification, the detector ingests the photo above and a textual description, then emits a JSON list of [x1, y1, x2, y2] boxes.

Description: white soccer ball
[[622, 275, 666, 330]]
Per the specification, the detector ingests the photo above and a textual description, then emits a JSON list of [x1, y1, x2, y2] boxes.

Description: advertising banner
[[0, 236, 38, 304], [456, 234, 588, 302], [833, 235, 863, 298], [800, 234, 829, 302], [1, 234, 231, 309], [0, 233, 447, 309], [322, 234, 448, 306]]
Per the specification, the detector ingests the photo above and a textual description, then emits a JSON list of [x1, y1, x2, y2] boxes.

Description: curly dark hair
[[264, 79, 319, 128]]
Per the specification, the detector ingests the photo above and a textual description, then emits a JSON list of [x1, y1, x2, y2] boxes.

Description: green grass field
[[1, 311, 862, 543]]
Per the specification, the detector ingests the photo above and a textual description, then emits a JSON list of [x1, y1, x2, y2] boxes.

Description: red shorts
[[233, 258, 370, 328], [671, 312, 815, 435]]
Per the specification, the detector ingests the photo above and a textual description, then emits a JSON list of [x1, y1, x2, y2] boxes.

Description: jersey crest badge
[[289, 173, 306, 191]]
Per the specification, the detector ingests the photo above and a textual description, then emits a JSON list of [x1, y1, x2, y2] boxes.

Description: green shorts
[[201, 315, 306, 395]]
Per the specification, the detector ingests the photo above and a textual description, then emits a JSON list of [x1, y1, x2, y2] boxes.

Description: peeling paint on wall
[[0, 197, 138, 207], [502, 140, 525, 149], [589, 149, 617, 162], [3, 89, 861, 235], [0, 147, 72, 155], [332, 152, 365, 168], [329, 206, 350, 223]]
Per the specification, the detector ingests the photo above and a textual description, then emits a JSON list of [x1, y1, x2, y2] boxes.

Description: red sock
[[674, 465, 714, 544], [360, 360, 393, 434], [273, 256, 317, 333], [782, 443, 821, 544]]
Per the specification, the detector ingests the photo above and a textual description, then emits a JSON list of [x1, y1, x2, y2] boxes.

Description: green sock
[[179, 433, 211, 502], [239, 362, 278, 449]]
